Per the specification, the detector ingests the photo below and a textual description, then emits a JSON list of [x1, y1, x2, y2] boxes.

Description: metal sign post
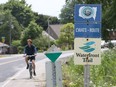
[[84, 63, 90, 87], [84, 48, 90, 87]]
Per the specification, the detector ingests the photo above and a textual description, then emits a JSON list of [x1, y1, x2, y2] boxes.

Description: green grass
[[62, 58, 84, 87]]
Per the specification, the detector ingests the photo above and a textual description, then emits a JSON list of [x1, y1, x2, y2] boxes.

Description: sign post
[[52, 63, 56, 87], [45, 45, 62, 87], [84, 65, 90, 87], [46, 61, 62, 87], [74, 4, 101, 87]]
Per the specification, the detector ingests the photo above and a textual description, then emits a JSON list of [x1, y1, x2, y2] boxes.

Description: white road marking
[[1, 67, 26, 87]]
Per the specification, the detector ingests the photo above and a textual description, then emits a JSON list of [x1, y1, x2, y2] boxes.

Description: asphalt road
[[0, 53, 45, 84]]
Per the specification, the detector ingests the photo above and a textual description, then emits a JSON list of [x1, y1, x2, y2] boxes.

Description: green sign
[[45, 52, 62, 62]]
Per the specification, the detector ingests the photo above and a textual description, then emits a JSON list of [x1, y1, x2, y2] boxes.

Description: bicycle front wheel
[[29, 63, 32, 79]]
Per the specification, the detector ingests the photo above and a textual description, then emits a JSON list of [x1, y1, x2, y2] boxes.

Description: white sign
[[74, 38, 101, 65]]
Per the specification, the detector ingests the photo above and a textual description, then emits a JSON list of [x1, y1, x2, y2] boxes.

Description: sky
[[0, 0, 65, 18]]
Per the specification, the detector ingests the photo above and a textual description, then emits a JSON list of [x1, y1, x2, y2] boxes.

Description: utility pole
[[47, 17, 51, 48], [9, 17, 14, 54]]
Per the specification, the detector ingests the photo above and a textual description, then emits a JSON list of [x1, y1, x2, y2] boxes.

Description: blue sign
[[74, 23, 101, 38], [74, 4, 101, 23]]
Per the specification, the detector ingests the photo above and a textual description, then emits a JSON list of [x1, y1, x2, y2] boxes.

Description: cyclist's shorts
[[28, 56, 35, 61]]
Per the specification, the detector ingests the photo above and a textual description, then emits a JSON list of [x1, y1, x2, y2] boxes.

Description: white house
[[0, 42, 9, 54]]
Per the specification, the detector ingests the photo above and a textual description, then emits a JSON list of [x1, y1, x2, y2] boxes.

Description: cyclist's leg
[[31, 57, 36, 76], [25, 57, 29, 69], [32, 60, 35, 70]]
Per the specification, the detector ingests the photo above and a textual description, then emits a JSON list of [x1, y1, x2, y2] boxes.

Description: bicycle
[[26, 55, 35, 79]]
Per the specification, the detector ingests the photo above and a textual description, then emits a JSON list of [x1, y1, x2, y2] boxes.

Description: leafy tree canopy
[[3, 0, 36, 27], [57, 23, 74, 49], [0, 9, 21, 44], [21, 20, 43, 45], [36, 14, 60, 30]]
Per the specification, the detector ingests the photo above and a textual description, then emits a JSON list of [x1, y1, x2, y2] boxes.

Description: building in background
[[46, 24, 63, 40], [0, 42, 9, 54]]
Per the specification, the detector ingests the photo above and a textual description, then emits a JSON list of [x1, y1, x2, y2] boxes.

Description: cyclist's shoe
[[33, 71, 36, 76], [26, 64, 29, 69]]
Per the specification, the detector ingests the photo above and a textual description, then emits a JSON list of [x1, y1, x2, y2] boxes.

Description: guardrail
[[58, 52, 74, 65]]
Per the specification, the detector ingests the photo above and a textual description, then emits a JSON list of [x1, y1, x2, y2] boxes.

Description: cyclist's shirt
[[24, 45, 37, 55]]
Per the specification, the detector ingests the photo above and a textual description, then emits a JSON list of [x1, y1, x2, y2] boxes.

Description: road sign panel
[[45, 45, 62, 62], [74, 4, 101, 23], [74, 38, 101, 65], [74, 23, 101, 38], [45, 52, 62, 62]]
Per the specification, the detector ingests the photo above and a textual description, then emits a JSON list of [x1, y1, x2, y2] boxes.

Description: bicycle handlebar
[[24, 55, 36, 57]]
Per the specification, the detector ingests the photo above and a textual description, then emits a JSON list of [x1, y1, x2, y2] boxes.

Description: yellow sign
[[2, 37, 5, 43], [74, 38, 101, 65]]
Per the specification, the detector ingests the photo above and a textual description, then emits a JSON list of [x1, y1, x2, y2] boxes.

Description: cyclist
[[24, 39, 37, 76]]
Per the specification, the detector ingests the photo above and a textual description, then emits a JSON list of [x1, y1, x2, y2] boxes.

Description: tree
[[21, 21, 43, 45], [104, 0, 116, 29], [2, 0, 60, 30], [60, 0, 78, 23], [3, 0, 36, 27], [33, 36, 49, 51], [0, 10, 21, 44], [57, 23, 74, 49], [35, 14, 60, 30]]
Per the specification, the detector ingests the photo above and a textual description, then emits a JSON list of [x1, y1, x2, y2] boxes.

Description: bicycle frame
[[29, 58, 32, 79], [26, 55, 35, 79]]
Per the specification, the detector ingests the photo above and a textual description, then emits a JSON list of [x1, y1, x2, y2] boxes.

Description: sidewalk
[[2, 58, 50, 87]]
